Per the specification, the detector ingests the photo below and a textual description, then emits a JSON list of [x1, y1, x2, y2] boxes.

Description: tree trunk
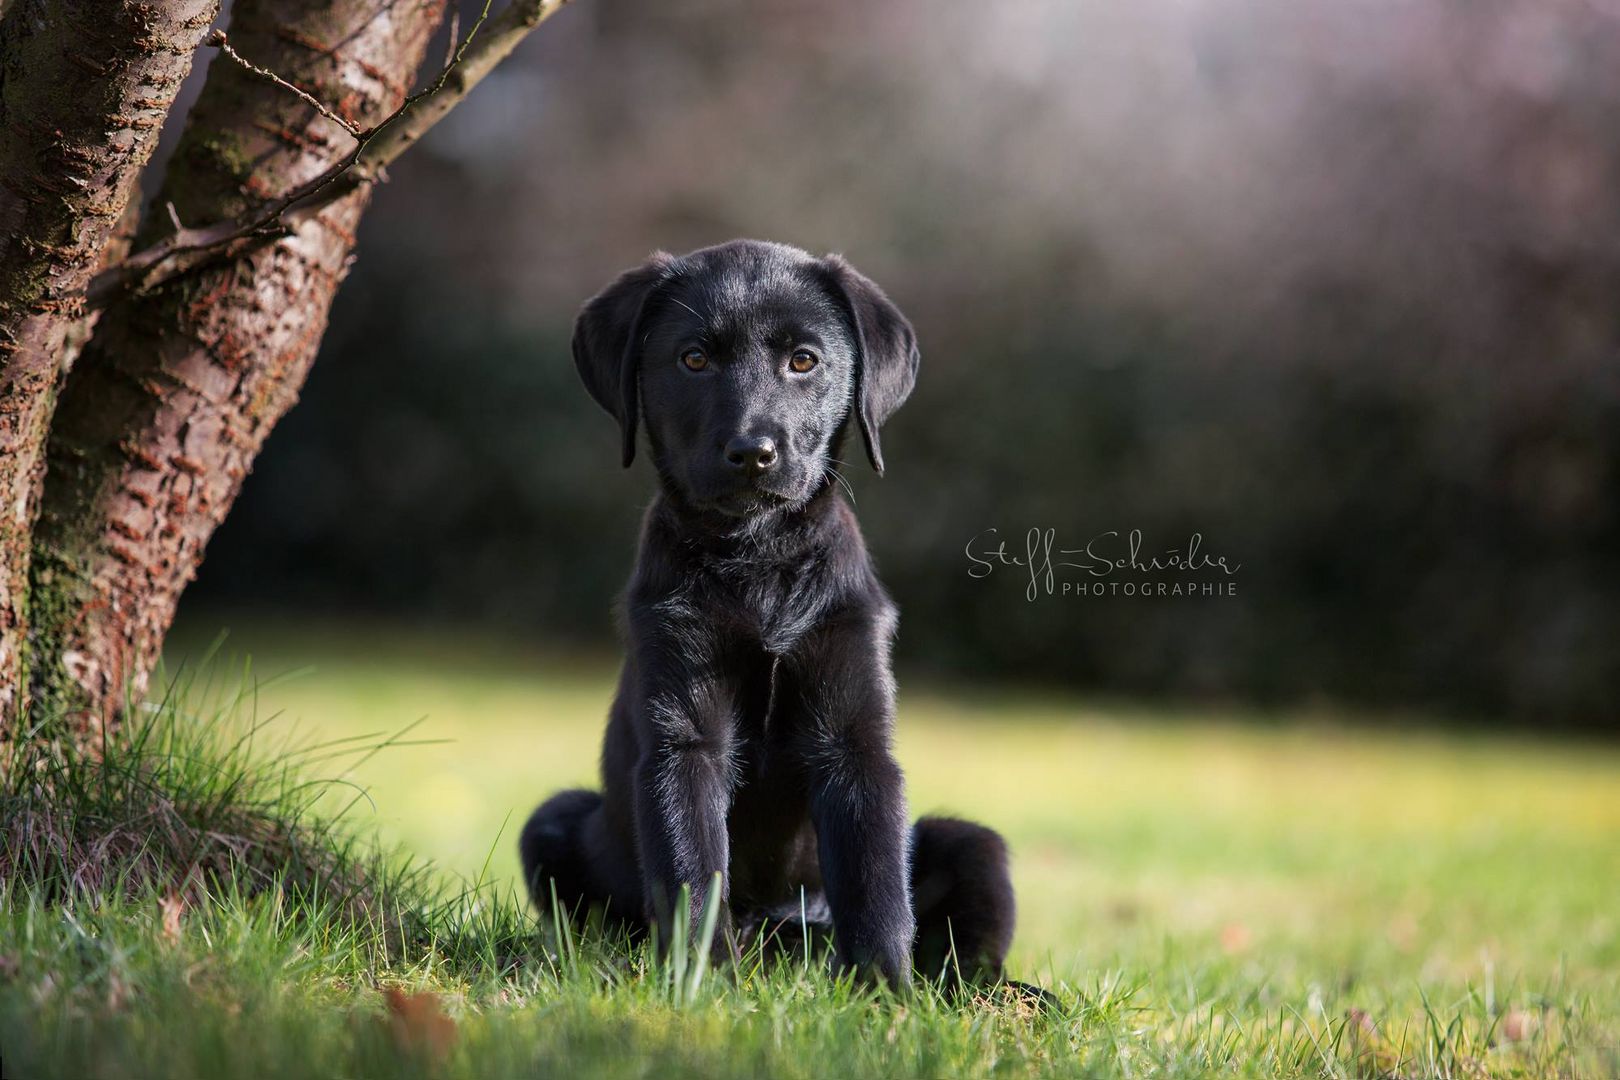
[[27, 0, 445, 738], [0, 0, 219, 727]]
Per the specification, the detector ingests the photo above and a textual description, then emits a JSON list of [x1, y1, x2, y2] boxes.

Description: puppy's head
[[572, 239, 919, 517]]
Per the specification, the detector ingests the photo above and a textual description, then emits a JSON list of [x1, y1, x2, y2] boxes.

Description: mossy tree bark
[[25, 0, 446, 739], [0, 0, 220, 726]]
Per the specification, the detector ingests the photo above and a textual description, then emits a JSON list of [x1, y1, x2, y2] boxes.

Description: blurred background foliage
[[174, 0, 1619, 727]]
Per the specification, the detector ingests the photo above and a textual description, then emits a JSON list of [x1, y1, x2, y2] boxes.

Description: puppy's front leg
[[631, 656, 735, 961], [788, 608, 915, 988]]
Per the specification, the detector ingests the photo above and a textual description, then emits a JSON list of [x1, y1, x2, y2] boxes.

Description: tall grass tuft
[[0, 651, 537, 982]]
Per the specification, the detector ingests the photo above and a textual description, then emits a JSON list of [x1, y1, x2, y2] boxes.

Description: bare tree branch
[[86, 0, 568, 308], [208, 28, 361, 138]]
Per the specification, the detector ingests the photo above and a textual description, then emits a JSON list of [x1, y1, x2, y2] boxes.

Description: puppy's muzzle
[[723, 435, 778, 477]]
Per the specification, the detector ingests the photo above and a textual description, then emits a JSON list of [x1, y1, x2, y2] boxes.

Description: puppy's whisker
[[835, 474, 857, 506], [826, 460, 858, 506], [666, 295, 702, 320]]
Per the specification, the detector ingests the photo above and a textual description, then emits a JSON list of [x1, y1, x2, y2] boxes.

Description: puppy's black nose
[[724, 435, 778, 475]]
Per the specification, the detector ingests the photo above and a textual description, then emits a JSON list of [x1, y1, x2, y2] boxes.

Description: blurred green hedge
[[184, 0, 1619, 726]]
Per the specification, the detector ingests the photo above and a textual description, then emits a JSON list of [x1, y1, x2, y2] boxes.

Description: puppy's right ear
[[572, 252, 674, 468]]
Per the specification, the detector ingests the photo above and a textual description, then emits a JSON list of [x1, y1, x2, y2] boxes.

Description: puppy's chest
[[694, 557, 826, 654]]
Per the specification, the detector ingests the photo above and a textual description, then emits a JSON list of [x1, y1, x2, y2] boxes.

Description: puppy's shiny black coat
[[521, 240, 1014, 987]]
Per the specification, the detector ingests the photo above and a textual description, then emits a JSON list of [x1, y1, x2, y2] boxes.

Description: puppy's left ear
[[572, 252, 675, 467], [821, 254, 919, 475]]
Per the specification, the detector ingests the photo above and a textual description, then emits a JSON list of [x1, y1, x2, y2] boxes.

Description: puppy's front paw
[[836, 941, 914, 992]]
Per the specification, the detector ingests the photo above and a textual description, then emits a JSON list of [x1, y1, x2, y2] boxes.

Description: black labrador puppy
[[521, 239, 1014, 988]]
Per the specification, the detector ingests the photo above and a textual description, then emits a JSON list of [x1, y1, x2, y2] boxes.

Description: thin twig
[[441, 0, 497, 83], [86, 0, 568, 308], [207, 30, 361, 139]]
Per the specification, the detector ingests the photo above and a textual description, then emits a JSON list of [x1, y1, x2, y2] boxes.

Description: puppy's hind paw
[[970, 979, 1064, 1016]]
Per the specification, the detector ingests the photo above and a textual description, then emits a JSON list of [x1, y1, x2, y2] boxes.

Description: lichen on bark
[[0, 0, 221, 729]]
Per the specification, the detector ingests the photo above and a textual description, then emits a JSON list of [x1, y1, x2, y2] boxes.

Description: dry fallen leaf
[[384, 986, 458, 1062], [1345, 1006, 1403, 1076], [159, 893, 184, 945], [1107, 898, 1142, 924], [1501, 1009, 1536, 1043], [106, 972, 130, 1011], [1219, 923, 1252, 954]]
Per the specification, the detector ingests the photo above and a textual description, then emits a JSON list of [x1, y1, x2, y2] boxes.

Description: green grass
[[1, 619, 1616, 1077]]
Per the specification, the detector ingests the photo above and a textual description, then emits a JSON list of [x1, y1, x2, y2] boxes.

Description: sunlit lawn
[[177, 620, 1619, 997], [10, 615, 1597, 1077]]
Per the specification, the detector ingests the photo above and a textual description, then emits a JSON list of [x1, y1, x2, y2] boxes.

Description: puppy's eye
[[680, 348, 708, 372], [788, 349, 819, 374]]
